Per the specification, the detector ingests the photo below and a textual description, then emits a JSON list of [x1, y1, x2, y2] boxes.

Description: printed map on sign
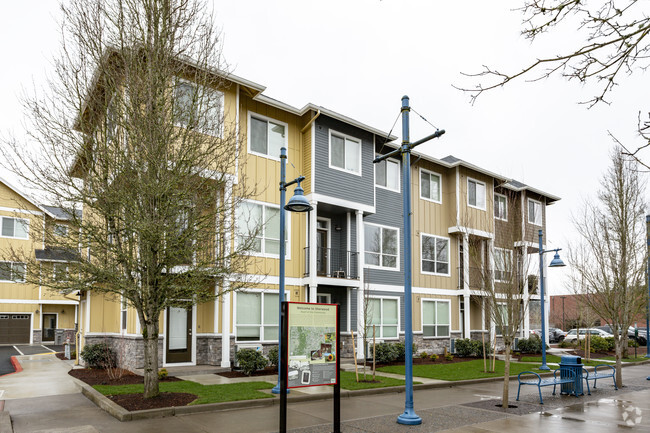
[[287, 303, 337, 388]]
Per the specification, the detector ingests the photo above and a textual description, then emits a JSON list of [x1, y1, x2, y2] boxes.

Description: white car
[[564, 328, 613, 343]]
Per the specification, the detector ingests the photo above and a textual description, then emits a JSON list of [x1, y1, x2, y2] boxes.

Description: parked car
[[530, 328, 566, 343], [564, 328, 613, 343], [596, 325, 647, 346]]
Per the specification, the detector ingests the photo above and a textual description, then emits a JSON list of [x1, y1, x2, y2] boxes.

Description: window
[[330, 131, 361, 174], [53, 263, 68, 282], [494, 193, 507, 221], [249, 113, 287, 159], [235, 201, 288, 257], [364, 223, 398, 269], [495, 303, 509, 336], [494, 248, 512, 282], [1, 217, 29, 239], [54, 224, 68, 237], [368, 297, 399, 339], [422, 300, 450, 337], [121, 295, 128, 331], [467, 178, 486, 210], [420, 169, 442, 203], [236, 292, 279, 341], [0, 262, 26, 282], [174, 80, 224, 137], [528, 199, 542, 226], [421, 234, 450, 275], [375, 157, 400, 191]]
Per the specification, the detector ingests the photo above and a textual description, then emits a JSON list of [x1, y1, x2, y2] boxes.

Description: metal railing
[[304, 247, 359, 279]]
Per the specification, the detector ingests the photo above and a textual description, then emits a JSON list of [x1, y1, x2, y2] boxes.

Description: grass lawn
[[377, 359, 545, 381], [93, 380, 274, 405], [340, 370, 418, 390], [520, 354, 612, 366], [598, 355, 649, 363]]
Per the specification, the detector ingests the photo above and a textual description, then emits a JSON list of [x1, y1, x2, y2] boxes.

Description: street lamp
[[272, 146, 312, 395], [538, 229, 565, 371]]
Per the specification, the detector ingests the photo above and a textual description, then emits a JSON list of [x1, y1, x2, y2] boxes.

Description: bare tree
[[1, 0, 258, 398], [568, 146, 647, 387]]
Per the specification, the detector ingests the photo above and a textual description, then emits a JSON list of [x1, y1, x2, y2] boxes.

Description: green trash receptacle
[[559, 355, 584, 395]]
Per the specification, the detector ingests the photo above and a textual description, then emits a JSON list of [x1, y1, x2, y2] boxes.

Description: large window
[[235, 201, 288, 257], [375, 157, 400, 191], [369, 297, 399, 339], [421, 234, 449, 275], [249, 113, 287, 159], [364, 223, 398, 270], [1, 217, 29, 239], [0, 262, 26, 282], [236, 292, 279, 342], [330, 131, 361, 175], [528, 199, 542, 226], [494, 248, 512, 282], [420, 169, 442, 203], [54, 224, 69, 237], [422, 300, 450, 337], [467, 178, 486, 210], [174, 80, 224, 137], [53, 263, 68, 282], [494, 193, 507, 221]]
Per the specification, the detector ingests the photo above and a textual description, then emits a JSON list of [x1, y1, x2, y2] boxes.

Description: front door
[[166, 307, 192, 363], [316, 220, 329, 276], [42, 314, 57, 342]]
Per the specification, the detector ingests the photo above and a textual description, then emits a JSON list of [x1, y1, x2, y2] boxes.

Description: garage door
[[0, 314, 31, 344]]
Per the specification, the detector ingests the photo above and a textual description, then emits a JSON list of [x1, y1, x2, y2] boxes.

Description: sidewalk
[[2, 353, 650, 432]]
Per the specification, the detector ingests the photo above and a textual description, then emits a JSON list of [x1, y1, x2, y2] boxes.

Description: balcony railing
[[304, 247, 359, 279]]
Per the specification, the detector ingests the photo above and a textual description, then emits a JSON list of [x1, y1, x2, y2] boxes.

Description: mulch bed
[[69, 367, 182, 386], [217, 366, 278, 378], [107, 392, 197, 411], [374, 356, 479, 368], [55, 352, 72, 361]]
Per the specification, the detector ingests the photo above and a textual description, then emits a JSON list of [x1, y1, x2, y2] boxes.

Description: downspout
[[300, 110, 321, 134]]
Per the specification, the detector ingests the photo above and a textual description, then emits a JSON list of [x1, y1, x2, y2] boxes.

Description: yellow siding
[[89, 292, 120, 333], [197, 300, 215, 334], [42, 304, 76, 329], [457, 167, 494, 233], [470, 297, 484, 330], [412, 294, 458, 332]]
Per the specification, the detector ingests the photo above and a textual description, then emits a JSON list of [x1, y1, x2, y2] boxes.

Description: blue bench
[[516, 369, 578, 404], [583, 364, 617, 394]]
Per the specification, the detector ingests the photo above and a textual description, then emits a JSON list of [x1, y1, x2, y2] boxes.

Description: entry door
[[42, 314, 57, 342], [316, 220, 329, 276], [166, 307, 192, 363]]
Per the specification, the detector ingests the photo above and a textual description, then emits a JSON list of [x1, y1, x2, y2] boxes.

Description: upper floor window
[[1, 217, 29, 239], [375, 157, 400, 191], [249, 113, 287, 159], [368, 297, 399, 339], [54, 224, 68, 237], [421, 234, 450, 275], [174, 80, 224, 137], [53, 263, 69, 282], [0, 261, 26, 282], [235, 201, 288, 258], [494, 193, 507, 221], [494, 248, 512, 282], [330, 131, 361, 175], [468, 178, 486, 210], [422, 299, 450, 337], [364, 223, 398, 270], [420, 168, 442, 203], [528, 199, 542, 226]]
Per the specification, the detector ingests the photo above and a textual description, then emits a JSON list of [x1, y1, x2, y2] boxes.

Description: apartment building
[[73, 66, 559, 369], [0, 177, 80, 345]]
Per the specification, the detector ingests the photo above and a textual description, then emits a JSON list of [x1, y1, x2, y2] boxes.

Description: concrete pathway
[[0, 354, 78, 399]]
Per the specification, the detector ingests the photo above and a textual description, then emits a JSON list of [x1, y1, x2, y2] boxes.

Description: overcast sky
[[1, 0, 648, 296]]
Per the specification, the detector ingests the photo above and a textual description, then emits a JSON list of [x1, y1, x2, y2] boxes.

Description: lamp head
[[285, 181, 312, 213], [549, 251, 566, 267]]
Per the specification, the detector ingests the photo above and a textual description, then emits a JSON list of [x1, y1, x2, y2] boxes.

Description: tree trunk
[[143, 321, 160, 399], [614, 335, 623, 388], [502, 343, 511, 410]]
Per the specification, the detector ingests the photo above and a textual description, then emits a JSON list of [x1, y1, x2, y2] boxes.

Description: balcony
[[304, 247, 359, 280]]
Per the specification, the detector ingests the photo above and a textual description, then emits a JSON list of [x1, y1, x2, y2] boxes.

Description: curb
[[0, 357, 24, 378]]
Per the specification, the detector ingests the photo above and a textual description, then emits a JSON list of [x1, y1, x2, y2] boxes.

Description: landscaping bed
[[216, 365, 278, 378], [69, 367, 181, 386]]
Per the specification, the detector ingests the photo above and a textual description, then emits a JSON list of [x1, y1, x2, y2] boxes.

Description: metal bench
[[516, 369, 578, 404], [582, 364, 617, 395]]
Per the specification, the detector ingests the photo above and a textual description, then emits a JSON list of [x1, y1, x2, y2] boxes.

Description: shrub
[[374, 342, 399, 364], [455, 339, 476, 357], [517, 337, 547, 354], [158, 368, 168, 380], [604, 337, 616, 351], [419, 351, 429, 360], [267, 346, 279, 367], [559, 339, 573, 348], [236, 349, 268, 376], [628, 339, 639, 348], [475, 340, 492, 358], [80, 342, 115, 369], [394, 342, 417, 362], [444, 353, 454, 361], [590, 336, 612, 353], [430, 353, 438, 362]]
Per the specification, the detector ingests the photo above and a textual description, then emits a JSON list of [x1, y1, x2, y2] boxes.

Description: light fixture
[[35, 309, 40, 314], [284, 180, 312, 213], [549, 252, 566, 268]]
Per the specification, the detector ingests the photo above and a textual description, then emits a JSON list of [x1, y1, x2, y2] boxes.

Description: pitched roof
[[34, 247, 80, 262]]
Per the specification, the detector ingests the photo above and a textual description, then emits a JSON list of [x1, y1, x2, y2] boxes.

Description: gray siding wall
[[314, 116, 375, 207], [316, 286, 348, 331]]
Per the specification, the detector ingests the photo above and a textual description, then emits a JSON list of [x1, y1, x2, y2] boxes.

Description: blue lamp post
[[538, 229, 566, 371], [645, 215, 649, 360], [272, 147, 312, 395], [374, 96, 444, 425]]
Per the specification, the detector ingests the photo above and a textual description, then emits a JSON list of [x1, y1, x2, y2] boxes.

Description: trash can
[[559, 355, 584, 396], [54, 329, 64, 345]]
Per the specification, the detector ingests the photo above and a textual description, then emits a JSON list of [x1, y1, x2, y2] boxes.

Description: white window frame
[[329, 129, 362, 176], [0, 261, 26, 283], [495, 303, 509, 337], [420, 233, 451, 276], [173, 78, 225, 138], [494, 248, 512, 283], [528, 198, 543, 226], [467, 178, 486, 210], [364, 222, 399, 271], [419, 168, 442, 204], [1, 216, 30, 239], [53, 263, 69, 282], [54, 224, 69, 237], [234, 290, 287, 343], [247, 111, 289, 161], [421, 299, 451, 338], [374, 155, 400, 192], [368, 296, 400, 340], [235, 200, 291, 260], [494, 193, 508, 221]]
